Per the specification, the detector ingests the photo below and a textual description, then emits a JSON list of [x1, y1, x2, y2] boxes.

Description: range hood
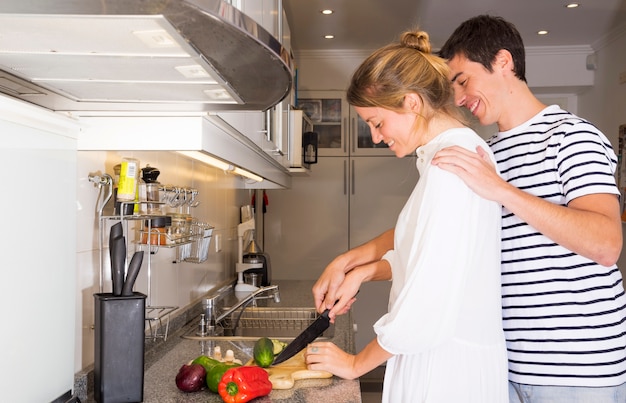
[[0, 0, 293, 113]]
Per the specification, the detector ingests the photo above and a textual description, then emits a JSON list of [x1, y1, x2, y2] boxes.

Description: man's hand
[[431, 145, 505, 202]]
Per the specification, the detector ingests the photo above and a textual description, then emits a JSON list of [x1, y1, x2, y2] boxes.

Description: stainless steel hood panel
[[0, 0, 292, 113]]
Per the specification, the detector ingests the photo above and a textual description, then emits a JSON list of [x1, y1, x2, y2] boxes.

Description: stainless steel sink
[[182, 307, 334, 340]]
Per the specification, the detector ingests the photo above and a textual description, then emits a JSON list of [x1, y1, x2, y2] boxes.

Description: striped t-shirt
[[488, 105, 626, 387]]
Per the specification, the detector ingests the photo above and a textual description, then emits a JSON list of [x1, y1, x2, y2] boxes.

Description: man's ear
[[494, 49, 514, 74]]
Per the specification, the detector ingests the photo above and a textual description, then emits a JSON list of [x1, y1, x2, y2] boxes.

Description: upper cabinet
[[297, 90, 395, 157], [232, 0, 291, 51], [232, 0, 278, 39]]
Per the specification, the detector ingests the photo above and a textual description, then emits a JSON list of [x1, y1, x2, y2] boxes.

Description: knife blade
[[121, 251, 143, 296], [272, 308, 331, 366]]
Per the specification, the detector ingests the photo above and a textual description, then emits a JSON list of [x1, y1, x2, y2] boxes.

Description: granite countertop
[[85, 280, 362, 403]]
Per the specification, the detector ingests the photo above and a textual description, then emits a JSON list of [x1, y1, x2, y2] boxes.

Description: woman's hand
[[305, 342, 358, 380], [305, 338, 392, 380]]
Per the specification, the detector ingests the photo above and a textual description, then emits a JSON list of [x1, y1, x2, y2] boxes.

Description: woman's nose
[[370, 129, 383, 144]]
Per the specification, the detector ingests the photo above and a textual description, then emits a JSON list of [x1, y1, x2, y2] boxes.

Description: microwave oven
[[286, 108, 318, 170]]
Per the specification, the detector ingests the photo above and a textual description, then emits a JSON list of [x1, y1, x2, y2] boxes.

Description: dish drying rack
[[145, 306, 178, 341]]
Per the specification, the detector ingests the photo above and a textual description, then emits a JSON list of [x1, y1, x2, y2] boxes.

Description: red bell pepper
[[218, 365, 272, 403]]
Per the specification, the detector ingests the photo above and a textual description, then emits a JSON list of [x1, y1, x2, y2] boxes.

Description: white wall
[[0, 98, 78, 402]]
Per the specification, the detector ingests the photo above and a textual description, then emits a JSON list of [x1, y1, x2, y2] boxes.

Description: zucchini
[[191, 355, 221, 373], [254, 337, 275, 367]]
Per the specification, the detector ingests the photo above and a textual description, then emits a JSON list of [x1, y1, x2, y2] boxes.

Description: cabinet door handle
[[351, 159, 356, 195], [343, 117, 348, 154], [343, 160, 348, 195], [351, 117, 356, 154]]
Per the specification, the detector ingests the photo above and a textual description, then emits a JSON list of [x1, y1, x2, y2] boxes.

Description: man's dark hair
[[438, 15, 527, 82]]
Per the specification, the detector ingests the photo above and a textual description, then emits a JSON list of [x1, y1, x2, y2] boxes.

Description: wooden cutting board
[[246, 351, 333, 390]]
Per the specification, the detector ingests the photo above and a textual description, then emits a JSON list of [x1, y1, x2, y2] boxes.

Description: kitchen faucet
[[198, 284, 280, 336]]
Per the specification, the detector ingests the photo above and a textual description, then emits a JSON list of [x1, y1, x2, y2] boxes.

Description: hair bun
[[400, 30, 431, 54]]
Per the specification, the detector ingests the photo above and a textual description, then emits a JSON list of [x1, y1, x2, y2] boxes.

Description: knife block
[[94, 292, 146, 403]]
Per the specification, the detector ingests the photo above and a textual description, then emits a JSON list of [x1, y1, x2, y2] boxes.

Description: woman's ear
[[404, 93, 422, 113]]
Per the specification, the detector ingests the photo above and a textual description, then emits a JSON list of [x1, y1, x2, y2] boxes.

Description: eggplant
[[175, 363, 206, 393]]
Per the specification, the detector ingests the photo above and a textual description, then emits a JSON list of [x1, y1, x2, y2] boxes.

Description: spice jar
[[141, 216, 172, 245]]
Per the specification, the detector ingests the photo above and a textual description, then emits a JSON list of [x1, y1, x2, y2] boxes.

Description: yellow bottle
[[116, 157, 140, 202]]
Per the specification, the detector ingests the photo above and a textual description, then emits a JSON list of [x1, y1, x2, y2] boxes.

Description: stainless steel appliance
[[243, 230, 272, 287]]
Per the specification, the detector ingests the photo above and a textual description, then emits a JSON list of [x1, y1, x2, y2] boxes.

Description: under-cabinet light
[[176, 151, 263, 182], [231, 167, 263, 182]]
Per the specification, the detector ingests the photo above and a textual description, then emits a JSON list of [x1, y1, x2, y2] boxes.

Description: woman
[[304, 30, 509, 402]]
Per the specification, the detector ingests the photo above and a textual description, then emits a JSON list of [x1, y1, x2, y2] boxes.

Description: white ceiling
[[283, 0, 626, 51]]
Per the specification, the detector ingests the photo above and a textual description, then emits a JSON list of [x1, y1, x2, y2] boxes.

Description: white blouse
[[374, 128, 509, 402]]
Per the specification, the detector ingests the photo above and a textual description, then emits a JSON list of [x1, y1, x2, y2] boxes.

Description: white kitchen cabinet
[[216, 111, 269, 149], [297, 90, 396, 157], [231, 0, 279, 39]]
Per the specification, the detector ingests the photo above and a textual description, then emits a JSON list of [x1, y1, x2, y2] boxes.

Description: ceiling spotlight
[[324, 35, 335, 39], [321, 9, 333, 15], [537, 30, 549, 35], [565, 3, 579, 8]]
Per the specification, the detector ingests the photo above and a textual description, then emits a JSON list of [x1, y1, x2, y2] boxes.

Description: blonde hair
[[347, 30, 465, 125]]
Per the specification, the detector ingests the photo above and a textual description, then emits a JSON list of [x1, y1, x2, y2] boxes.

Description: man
[[312, 15, 626, 402]]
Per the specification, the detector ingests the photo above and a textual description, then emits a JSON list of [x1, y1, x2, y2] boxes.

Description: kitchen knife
[[111, 235, 126, 296], [121, 251, 144, 296], [272, 308, 331, 366]]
